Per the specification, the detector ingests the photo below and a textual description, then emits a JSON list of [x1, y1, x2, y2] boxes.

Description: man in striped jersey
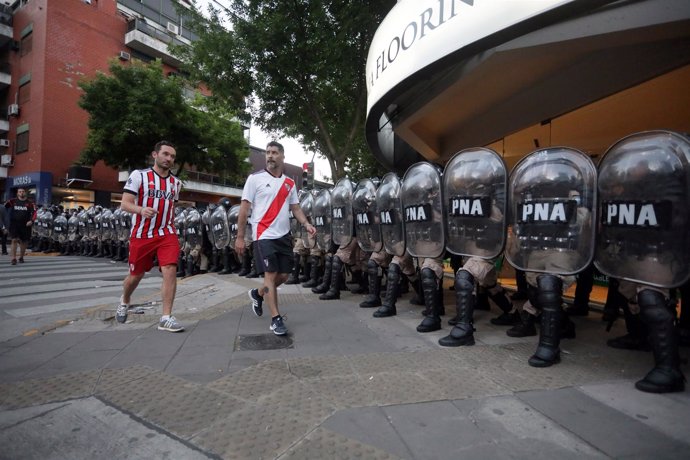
[[116, 140, 184, 332], [236, 141, 317, 335]]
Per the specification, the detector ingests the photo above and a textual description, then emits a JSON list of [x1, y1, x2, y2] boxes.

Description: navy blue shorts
[[252, 234, 294, 274]]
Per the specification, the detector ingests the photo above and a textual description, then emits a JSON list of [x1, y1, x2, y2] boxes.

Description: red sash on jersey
[[256, 178, 293, 239]]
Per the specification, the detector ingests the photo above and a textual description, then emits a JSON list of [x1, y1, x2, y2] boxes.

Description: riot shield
[[174, 207, 186, 247], [505, 147, 597, 276], [42, 208, 54, 239], [211, 205, 231, 250], [290, 191, 303, 240], [53, 213, 68, 244], [313, 188, 332, 251], [184, 208, 202, 249], [443, 148, 507, 259], [353, 178, 382, 253], [228, 204, 241, 248], [68, 212, 80, 242], [299, 191, 316, 249], [119, 210, 131, 241], [401, 162, 445, 258], [595, 130, 690, 288], [101, 209, 114, 241], [77, 209, 88, 240], [331, 177, 354, 247], [376, 172, 405, 257], [202, 205, 216, 249]]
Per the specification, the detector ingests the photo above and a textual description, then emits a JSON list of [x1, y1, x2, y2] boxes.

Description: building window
[[16, 131, 29, 153], [18, 82, 30, 104], [20, 33, 32, 57]]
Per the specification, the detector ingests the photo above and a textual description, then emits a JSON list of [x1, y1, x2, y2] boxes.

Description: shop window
[[18, 81, 30, 104], [16, 131, 29, 153], [20, 33, 32, 57]]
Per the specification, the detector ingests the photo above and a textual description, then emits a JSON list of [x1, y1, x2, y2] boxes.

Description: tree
[[78, 59, 249, 183], [175, 0, 394, 181]]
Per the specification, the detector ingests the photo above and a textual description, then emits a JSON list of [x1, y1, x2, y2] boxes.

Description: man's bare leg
[[122, 273, 145, 304], [160, 265, 177, 316], [262, 272, 289, 318]]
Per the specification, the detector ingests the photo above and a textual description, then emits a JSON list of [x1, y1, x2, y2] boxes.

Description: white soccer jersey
[[123, 168, 181, 239], [242, 169, 298, 240]]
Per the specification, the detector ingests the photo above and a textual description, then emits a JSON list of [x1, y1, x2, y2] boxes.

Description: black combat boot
[[417, 268, 442, 333], [246, 258, 259, 278], [373, 263, 401, 317], [476, 285, 490, 311], [349, 269, 367, 294], [186, 254, 196, 277], [489, 285, 518, 325], [320, 256, 343, 300], [299, 255, 310, 283], [566, 264, 594, 316], [528, 275, 563, 367], [176, 252, 186, 277], [678, 281, 690, 347], [360, 260, 382, 308], [506, 310, 537, 337], [410, 274, 424, 306], [635, 289, 685, 393], [237, 251, 251, 276], [302, 255, 321, 288], [312, 255, 333, 294], [219, 248, 234, 275], [607, 303, 650, 351], [286, 253, 302, 284], [439, 270, 476, 346]]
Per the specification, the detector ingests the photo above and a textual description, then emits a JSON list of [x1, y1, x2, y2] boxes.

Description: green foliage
[[174, 0, 395, 180], [78, 59, 248, 183]]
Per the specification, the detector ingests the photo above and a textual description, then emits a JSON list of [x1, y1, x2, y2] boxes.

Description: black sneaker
[[270, 316, 287, 336], [248, 288, 263, 317]]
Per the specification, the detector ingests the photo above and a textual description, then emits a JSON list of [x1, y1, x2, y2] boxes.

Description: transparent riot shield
[[331, 177, 354, 247], [443, 148, 507, 259], [202, 205, 216, 249], [68, 211, 80, 242], [595, 130, 690, 288], [299, 191, 316, 249], [313, 188, 332, 251], [211, 205, 231, 250], [376, 172, 405, 257], [101, 208, 114, 242], [353, 178, 382, 253], [505, 147, 597, 276], [228, 204, 240, 248], [53, 213, 68, 244], [401, 162, 445, 258]]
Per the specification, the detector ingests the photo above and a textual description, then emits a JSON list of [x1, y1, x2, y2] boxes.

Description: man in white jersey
[[235, 141, 316, 335], [116, 140, 184, 332]]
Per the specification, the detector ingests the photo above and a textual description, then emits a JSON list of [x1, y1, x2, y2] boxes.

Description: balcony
[[181, 170, 243, 198], [0, 4, 12, 49], [0, 62, 10, 89], [124, 18, 185, 67]]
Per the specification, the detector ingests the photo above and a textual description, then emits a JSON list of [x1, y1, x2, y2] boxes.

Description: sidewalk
[[0, 272, 688, 459]]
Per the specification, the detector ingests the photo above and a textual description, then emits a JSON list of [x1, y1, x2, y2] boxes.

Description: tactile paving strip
[[94, 366, 160, 393], [95, 371, 195, 416], [207, 359, 298, 402], [302, 375, 378, 409], [142, 385, 248, 439], [191, 403, 317, 459], [257, 379, 335, 426], [422, 366, 512, 400], [282, 427, 400, 460], [1, 370, 101, 409], [287, 355, 355, 378], [362, 371, 442, 406]]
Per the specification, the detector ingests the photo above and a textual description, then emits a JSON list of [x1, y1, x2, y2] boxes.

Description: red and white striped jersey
[[241, 169, 298, 240], [123, 168, 181, 239]]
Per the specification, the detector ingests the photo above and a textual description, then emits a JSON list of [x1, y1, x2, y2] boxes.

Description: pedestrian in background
[[236, 141, 316, 336], [0, 203, 8, 255], [117, 140, 184, 332], [4, 188, 35, 265]]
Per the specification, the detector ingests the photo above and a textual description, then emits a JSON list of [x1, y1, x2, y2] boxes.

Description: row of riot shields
[[30, 205, 133, 259], [298, 130, 690, 290]]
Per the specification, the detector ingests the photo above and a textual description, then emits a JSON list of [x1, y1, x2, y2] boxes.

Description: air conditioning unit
[[166, 22, 179, 35], [118, 51, 131, 61], [1, 154, 12, 166], [0, 139, 9, 148], [7, 104, 19, 117]]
